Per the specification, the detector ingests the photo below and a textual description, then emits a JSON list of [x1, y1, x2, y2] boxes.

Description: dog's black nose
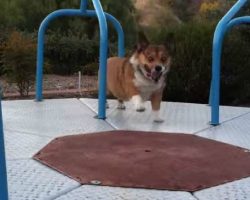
[[155, 66, 162, 72]]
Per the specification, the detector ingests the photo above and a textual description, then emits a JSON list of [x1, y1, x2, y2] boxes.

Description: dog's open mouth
[[139, 65, 164, 83], [151, 71, 163, 82], [141, 65, 162, 82]]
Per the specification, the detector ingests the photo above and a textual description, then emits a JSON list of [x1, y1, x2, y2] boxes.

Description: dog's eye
[[161, 57, 167, 62], [148, 57, 154, 63]]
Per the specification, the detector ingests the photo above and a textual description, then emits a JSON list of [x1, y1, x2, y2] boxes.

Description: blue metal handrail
[[210, 0, 249, 125], [92, 0, 108, 119], [35, 0, 125, 119], [0, 98, 9, 200]]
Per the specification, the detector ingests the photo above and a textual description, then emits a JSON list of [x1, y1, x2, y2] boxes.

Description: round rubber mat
[[33, 130, 250, 191]]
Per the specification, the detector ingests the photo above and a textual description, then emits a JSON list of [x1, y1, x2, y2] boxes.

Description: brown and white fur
[[107, 43, 171, 122]]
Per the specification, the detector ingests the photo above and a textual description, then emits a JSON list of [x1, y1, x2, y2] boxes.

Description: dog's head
[[130, 43, 171, 83]]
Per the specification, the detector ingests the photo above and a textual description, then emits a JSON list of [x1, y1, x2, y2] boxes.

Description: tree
[[1, 31, 36, 96]]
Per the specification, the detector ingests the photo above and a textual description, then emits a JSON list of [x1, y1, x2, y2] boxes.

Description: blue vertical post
[[36, 22, 46, 101], [0, 99, 9, 200], [210, 0, 247, 125], [80, 0, 88, 12], [85, 11, 125, 58], [92, 0, 108, 119], [211, 26, 226, 125]]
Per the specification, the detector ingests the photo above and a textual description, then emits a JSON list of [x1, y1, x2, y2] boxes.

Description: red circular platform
[[34, 130, 250, 191]]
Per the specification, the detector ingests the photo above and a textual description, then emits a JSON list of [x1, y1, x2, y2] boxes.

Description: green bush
[[45, 31, 99, 75], [156, 23, 214, 104], [220, 26, 250, 105], [145, 22, 250, 105], [1, 31, 36, 96], [0, 85, 3, 98], [0, 27, 9, 76], [82, 62, 99, 76]]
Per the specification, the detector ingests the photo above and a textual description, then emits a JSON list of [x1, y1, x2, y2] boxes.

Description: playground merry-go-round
[[1, 0, 250, 200]]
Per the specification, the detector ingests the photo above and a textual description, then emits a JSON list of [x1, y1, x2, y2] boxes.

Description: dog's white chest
[[133, 72, 163, 100]]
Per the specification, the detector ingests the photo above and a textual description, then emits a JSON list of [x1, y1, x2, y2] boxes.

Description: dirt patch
[[0, 74, 98, 100]]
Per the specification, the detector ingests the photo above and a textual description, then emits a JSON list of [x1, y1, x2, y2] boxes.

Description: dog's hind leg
[[117, 99, 126, 110], [106, 101, 110, 109], [106, 89, 112, 109]]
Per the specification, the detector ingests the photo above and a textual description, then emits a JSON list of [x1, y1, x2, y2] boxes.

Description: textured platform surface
[[4, 130, 51, 160], [7, 159, 79, 200], [55, 185, 196, 200], [81, 98, 250, 133], [2, 99, 113, 137], [2, 98, 250, 200], [194, 177, 250, 200], [198, 112, 250, 150]]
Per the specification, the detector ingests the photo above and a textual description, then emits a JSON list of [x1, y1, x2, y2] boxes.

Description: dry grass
[[0, 74, 98, 99]]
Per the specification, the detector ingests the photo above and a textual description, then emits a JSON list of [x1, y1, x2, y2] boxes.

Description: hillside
[[133, 0, 182, 27], [132, 0, 223, 27]]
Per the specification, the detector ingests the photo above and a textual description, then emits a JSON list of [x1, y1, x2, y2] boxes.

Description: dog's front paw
[[136, 106, 146, 112], [154, 117, 164, 123], [117, 100, 126, 110], [131, 95, 145, 112], [117, 103, 126, 110], [153, 110, 164, 123]]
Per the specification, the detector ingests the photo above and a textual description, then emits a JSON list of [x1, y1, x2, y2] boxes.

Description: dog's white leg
[[131, 95, 145, 112], [150, 90, 164, 123], [117, 100, 126, 110], [153, 110, 164, 123]]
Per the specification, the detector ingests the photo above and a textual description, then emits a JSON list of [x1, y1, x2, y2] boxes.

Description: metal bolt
[[90, 180, 102, 185]]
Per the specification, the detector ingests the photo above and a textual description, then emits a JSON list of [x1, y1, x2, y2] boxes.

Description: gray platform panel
[[81, 98, 250, 133], [2, 99, 113, 137], [4, 130, 52, 160], [7, 159, 80, 200], [55, 185, 196, 200], [197, 113, 250, 150], [194, 177, 250, 200]]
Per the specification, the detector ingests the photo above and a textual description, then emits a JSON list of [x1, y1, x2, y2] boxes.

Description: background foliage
[[0, 0, 250, 104], [1, 31, 36, 96]]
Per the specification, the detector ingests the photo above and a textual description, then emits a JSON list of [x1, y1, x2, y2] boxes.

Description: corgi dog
[[107, 43, 171, 122]]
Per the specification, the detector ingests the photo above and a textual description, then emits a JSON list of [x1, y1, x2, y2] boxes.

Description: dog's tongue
[[151, 71, 162, 81]]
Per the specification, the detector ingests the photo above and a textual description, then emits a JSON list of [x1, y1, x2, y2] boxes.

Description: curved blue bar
[[35, 8, 125, 104], [36, 9, 84, 101], [105, 13, 125, 57], [210, 0, 247, 125], [84, 11, 125, 57], [92, 0, 108, 119], [80, 0, 88, 12], [0, 99, 8, 200], [227, 16, 250, 30]]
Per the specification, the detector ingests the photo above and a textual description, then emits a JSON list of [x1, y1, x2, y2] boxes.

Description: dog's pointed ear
[[135, 31, 149, 53], [135, 42, 149, 53]]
